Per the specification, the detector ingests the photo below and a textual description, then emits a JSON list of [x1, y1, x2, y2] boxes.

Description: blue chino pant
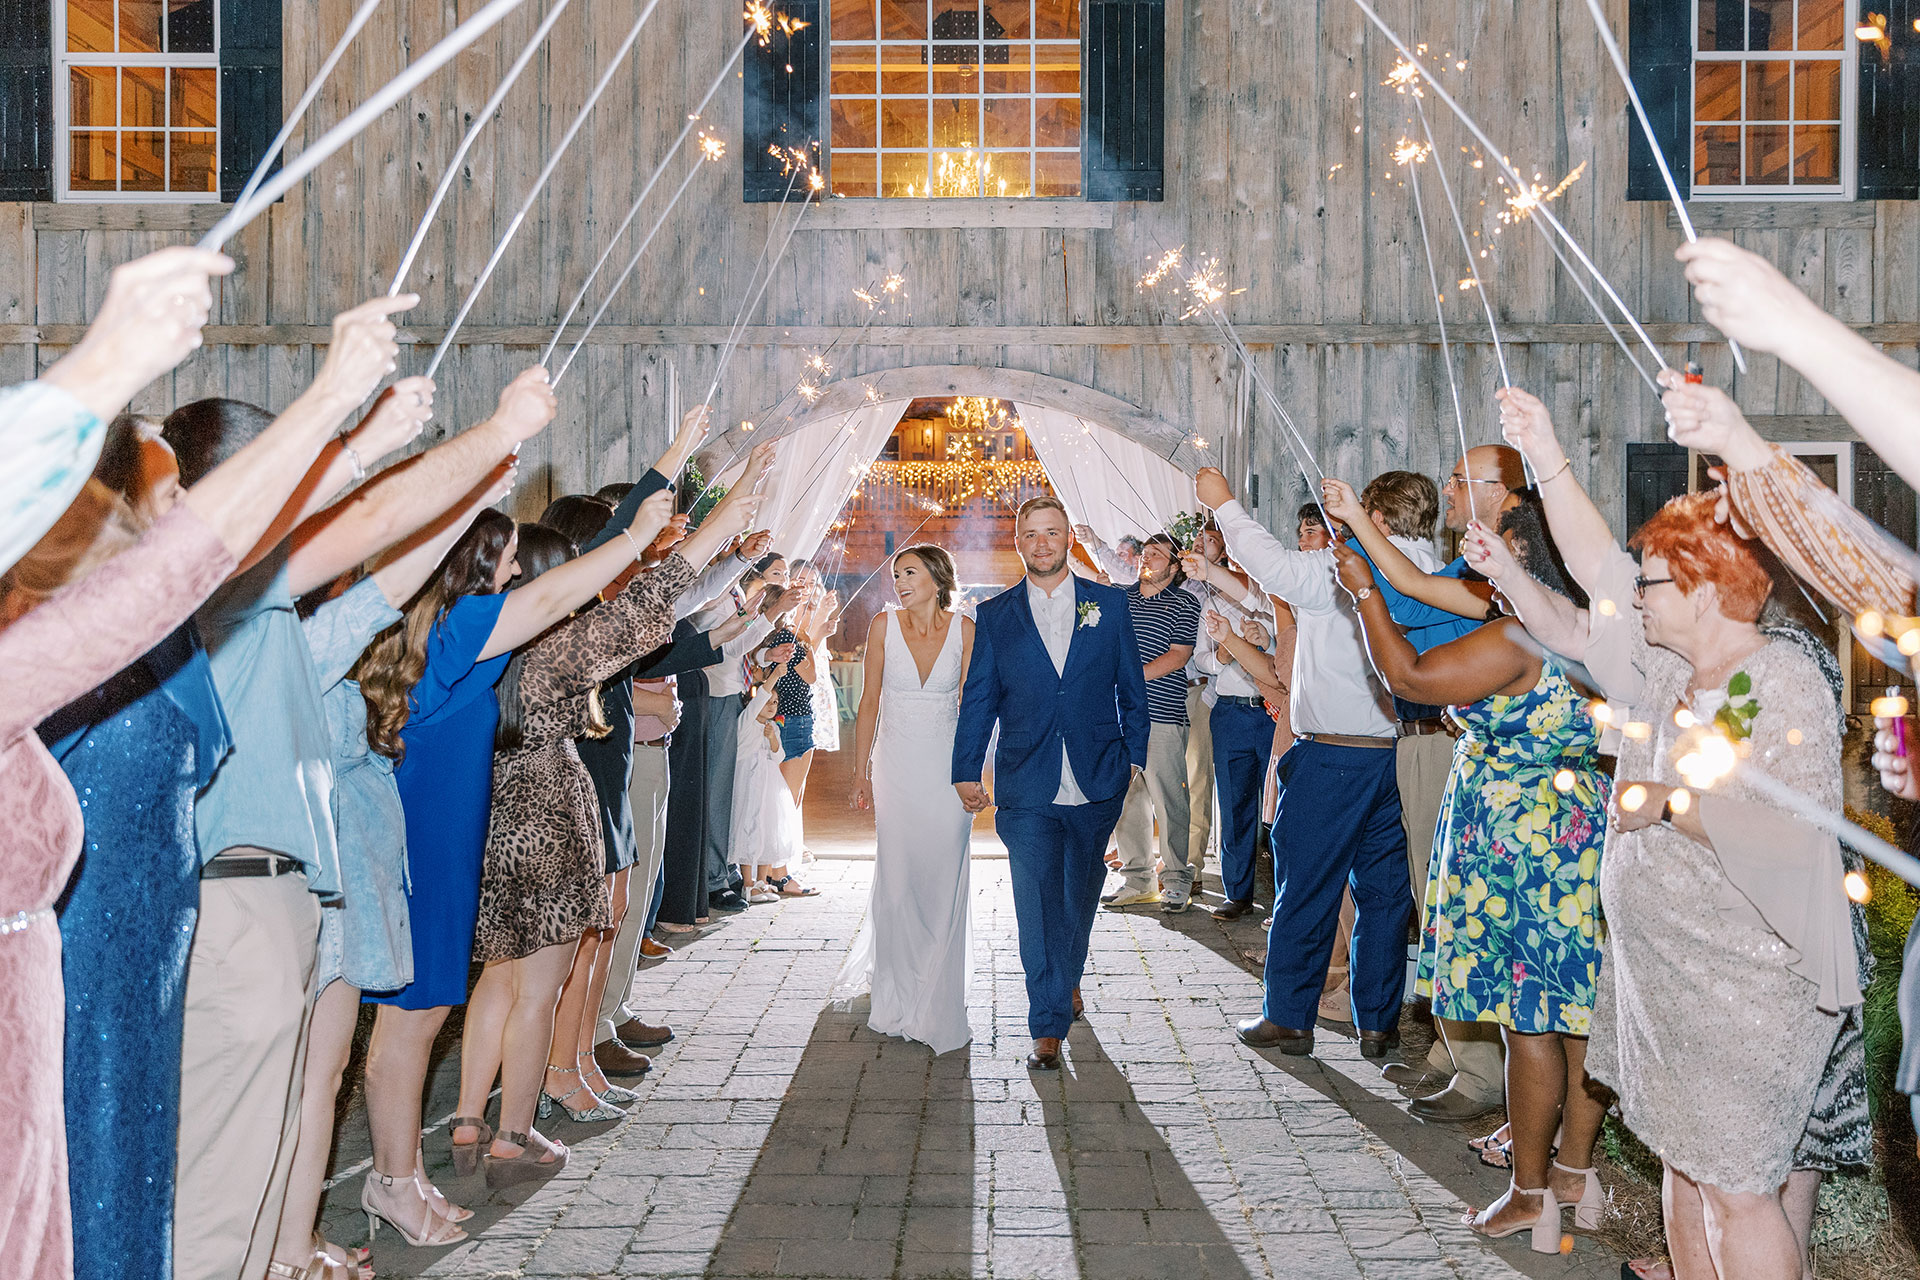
[[996, 793, 1128, 1040], [1262, 739, 1410, 1033], [1209, 698, 1275, 904]]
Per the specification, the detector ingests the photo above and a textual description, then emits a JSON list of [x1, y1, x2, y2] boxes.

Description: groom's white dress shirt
[[1025, 575, 1090, 806]]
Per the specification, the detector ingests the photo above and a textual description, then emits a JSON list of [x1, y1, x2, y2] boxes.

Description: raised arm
[[1333, 543, 1536, 705], [1459, 520, 1588, 661], [848, 612, 888, 812], [368, 463, 518, 609], [1206, 610, 1288, 705], [1321, 477, 1492, 620], [481, 489, 676, 661], [285, 364, 557, 596], [1496, 388, 1620, 597], [518, 553, 699, 706], [1195, 469, 1337, 612], [1680, 237, 1920, 487]]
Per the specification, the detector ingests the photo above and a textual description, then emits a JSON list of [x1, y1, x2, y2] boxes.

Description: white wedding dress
[[830, 609, 974, 1053]]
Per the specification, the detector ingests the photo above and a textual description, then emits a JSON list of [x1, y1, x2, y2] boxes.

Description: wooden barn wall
[[3, 0, 1918, 535]]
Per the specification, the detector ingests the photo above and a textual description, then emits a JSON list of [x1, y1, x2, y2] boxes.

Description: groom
[[953, 496, 1149, 1069]]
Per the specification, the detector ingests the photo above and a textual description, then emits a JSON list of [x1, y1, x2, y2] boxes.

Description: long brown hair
[[0, 413, 156, 624], [492, 523, 611, 752], [355, 509, 516, 761]]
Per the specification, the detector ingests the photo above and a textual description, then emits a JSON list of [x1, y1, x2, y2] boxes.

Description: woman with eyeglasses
[[1494, 387, 1857, 1280]]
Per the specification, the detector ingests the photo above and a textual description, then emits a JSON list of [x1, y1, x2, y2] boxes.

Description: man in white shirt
[[1194, 468, 1412, 1060]]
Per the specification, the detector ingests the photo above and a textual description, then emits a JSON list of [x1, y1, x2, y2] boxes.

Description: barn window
[[53, 0, 221, 199], [1691, 0, 1858, 196]]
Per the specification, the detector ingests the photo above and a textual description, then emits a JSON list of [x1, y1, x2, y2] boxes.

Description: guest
[[1190, 594, 1283, 918], [1180, 520, 1234, 885], [1074, 524, 1143, 585], [1337, 496, 1608, 1254], [757, 584, 825, 896], [1107, 534, 1202, 912], [1503, 389, 1858, 1280], [1296, 502, 1333, 549], [733, 606, 806, 897], [1196, 467, 1411, 1059]]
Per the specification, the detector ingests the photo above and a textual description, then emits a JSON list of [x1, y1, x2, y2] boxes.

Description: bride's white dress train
[[831, 609, 973, 1053]]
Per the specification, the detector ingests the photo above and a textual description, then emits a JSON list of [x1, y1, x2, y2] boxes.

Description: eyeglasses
[[1633, 575, 1675, 595], [1442, 475, 1506, 490]]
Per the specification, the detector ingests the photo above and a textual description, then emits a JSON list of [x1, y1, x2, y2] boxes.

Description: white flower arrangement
[[1077, 601, 1102, 629]]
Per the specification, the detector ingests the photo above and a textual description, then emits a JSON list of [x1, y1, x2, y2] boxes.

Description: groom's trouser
[[1262, 740, 1410, 1034], [998, 792, 1128, 1040]]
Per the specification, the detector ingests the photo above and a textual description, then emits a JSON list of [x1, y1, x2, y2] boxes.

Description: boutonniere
[[1713, 670, 1760, 741], [1077, 601, 1102, 629]]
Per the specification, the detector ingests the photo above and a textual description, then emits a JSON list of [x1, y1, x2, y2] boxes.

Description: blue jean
[[778, 712, 815, 761], [996, 793, 1128, 1039], [1208, 698, 1275, 904], [1262, 740, 1410, 1033]]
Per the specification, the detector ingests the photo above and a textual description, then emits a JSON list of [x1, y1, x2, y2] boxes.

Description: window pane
[[1695, 125, 1742, 185], [1794, 59, 1840, 119], [67, 0, 115, 52], [1749, 0, 1793, 50], [930, 2, 981, 39], [170, 129, 216, 191], [121, 128, 166, 190], [931, 147, 984, 195], [880, 98, 928, 148], [70, 131, 118, 190], [1035, 147, 1079, 196], [1035, 96, 1080, 147], [168, 66, 217, 128], [879, 0, 926, 39], [930, 96, 973, 147], [1035, 55, 1077, 94], [167, 0, 213, 51], [1745, 122, 1791, 182], [983, 97, 1030, 147], [832, 97, 878, 148], [1746, 60, 1790, 119], [1793, 123, 1840, 183], [881, 43, 926, 94], [832, 63, 877, 95], [70, 65, 117, 128], [985, 151, 1030, 196], [882, 151, 926, 196], [1796, 0, 1844, 50], [1695, 62, 1741, 120], [984, 42, 1031, 93], [830, 149, 877, 196], [830, 0, 877, 41], [1034, 0, 1077, 39], [932, 43, 979, 78], [123, 66, 165, 130], [119, 0, 162, 51], [985, 0, 1030, 39]]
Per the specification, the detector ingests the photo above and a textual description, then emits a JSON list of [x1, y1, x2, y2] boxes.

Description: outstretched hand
[[1494, 387, 1562, 466], [1331, 540, 1375, 599], [1460, 520, 1515, 580], [1657, 369, 1770, 469], [1194, 468, 1235, 510], [494, 366, 558, 444], [314, 294, 417, 408], [348, 375, 436, 464], [47, 246, 235, 417], [1676, 237, 1821, 357], [1320, 478, 1365, 528]]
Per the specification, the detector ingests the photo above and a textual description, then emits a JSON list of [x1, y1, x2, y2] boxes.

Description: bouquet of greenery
[[682, 462, 726, 528], [1166, 510, 1203, 550]]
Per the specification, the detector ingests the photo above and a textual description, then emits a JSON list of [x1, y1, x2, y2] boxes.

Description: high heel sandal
[[361, 1169, 467, 1247], [540, 1063, 626, 1122], [447, 1116, 491, 1178], [415, 1166, 472, 1225], [483, 1129, 569, 1189], [1464, 1180, 1563, 1255], [580, 1050, 640, 1104], [1552, 1161, 1604, 1231]]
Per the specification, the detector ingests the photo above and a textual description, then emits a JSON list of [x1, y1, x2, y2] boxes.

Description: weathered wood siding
[[3, 0, 1917, 534]]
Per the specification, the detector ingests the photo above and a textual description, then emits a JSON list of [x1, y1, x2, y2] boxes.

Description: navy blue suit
[[953, 575, 1149, 1038]]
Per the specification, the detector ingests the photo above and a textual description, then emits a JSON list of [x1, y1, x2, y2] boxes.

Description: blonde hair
[[1015, 494, 1069, 526]]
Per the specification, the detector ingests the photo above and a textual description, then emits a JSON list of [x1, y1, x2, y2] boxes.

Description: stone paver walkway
[[321, 858, 1622, 1279]]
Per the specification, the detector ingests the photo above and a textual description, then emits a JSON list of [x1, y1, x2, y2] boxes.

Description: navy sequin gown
[[44, 625, 229, 1280]]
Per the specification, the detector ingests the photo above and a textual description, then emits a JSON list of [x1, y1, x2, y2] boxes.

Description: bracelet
[[620, 526, 643, 560], [341, 439, 366, 483], [1540, 456, 1573, 484]]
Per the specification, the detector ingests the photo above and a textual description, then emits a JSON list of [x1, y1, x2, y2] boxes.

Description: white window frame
[[1690, 0, 1858, 201], [52, 0, 222, 203], [825, 0, 1084, 200]]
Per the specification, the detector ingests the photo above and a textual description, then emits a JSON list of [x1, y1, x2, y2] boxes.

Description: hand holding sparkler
[[1331, 541, 1378, 601], [1241, 619, 1272, 651], [1872, 699, 1917, 801], [629, 490, 679, 552], [1677, 238, 1829, 359], [348, 376, 438, 462], [656, 405, 713, 483], [1319, 478, 1366, 530], [1460, 519, 1516, 581], [1194, 468, 1235, 512], [1202, 609, 1232, 645], [738, 529, 774, 561], [491, 366, 559, 445], [312, 294, 418, 411], [1657, 370, 1771, 470], [1494, 387, 1568, 472], [1179, 550, 1215, 586]]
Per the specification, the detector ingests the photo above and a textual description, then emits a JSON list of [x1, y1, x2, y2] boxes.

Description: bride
[[831, 544, 976, 1053]]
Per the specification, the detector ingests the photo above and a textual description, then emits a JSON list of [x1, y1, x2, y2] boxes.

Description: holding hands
[[954, 781, 991, 813]]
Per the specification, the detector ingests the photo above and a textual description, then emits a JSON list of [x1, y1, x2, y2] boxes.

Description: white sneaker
[[1102, 885, 1162, 907], [1161, 893, 1191, 915]]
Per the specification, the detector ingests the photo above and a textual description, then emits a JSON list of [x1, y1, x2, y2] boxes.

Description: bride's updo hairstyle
[[897, 544, 958, 610]]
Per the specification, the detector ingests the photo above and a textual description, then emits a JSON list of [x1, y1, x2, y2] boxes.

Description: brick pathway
[[321, 858, 1623, 1279]]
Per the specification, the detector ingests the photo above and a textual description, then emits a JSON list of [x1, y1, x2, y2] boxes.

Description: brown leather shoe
[[1235, 1017, 1313, 1055], [593, 1040, 652, 1077], [613, 1018, 674, 1048], [1380, 1063, 1452, 1097], [1026, 1037, 1063, 1070], [1071, 987, 1084, 1021], [1357, 1028, 1402, 1060], [1407, 1085, 1504, 1123], [1211, 898, 1256, 921], [639, 938, 672, 959]]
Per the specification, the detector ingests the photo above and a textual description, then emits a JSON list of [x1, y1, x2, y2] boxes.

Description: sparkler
[[1394, 133, 1472, 487], [538, 26, 759, 364], [198, 0, 533, 250], [839, 506, 946, 610], [232, 0, 382, 216], [1406, 89, 1511, 389], [1579, 0, 1747, 374], [698, 155, 822, 415], [390, 0, 580, 295], [426, 0, 668, 379]]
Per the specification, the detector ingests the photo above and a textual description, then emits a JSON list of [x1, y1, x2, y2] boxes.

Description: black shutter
[[1624, 441, 1689, 536], [0, 0, 53, 201], [742, 0, 822, 203], [1085, 0, 1164, 201], [218, 0, 282, 203], [1625, 0, 1691, 201], [1860, 0, 1920, 198]]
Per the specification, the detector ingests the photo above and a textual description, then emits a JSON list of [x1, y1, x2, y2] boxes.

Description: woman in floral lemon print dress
[[1334, 492, 1612, 1256]]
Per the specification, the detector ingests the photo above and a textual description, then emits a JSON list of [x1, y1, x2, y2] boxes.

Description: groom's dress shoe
[[1026, 1038, 1063, 1071], [1211, 898, 1256, 921], [1236, 1017, 1313, 1055], [1071, 988, 1084, 1021], [1407, 1085, 1503, 1123], [1379, 1063, 1452, 1097], [1357, 1029, 1401, 1060]]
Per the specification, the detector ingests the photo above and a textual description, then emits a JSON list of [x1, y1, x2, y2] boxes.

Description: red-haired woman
[[1498, 388, 1857, 1280]]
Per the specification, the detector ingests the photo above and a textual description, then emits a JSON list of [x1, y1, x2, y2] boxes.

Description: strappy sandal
[[447, 1116, 491, 1178], [361, 1169, 467, 1247], [767, 874, 819, 897], [580, 1050, 640, 1104], [267, 1241, 368, 1280], [540, 1063, 625, 1122], [483, 1128, 569, 1190], [1464, 1180, 1563, 1254]]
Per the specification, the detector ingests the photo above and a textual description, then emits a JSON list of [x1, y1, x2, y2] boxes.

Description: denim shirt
[[192, 542, 342, 896]]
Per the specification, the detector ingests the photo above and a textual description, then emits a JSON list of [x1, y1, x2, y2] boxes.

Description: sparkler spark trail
[[427, 0, 667, 378], [389, 0, 578, 294], [233, 0, 382, 215], [539, 29, 755, 364], [1406, 90, 1512, 390], [698, 160, 820, 413], [1396, 133, 1472, 483], [198, 0, 533, 250], [1579, 0, 1747, 374]]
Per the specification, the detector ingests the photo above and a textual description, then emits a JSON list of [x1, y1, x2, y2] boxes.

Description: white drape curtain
[[1014, 403, 1196, 547], [722, 399, 910, 563]]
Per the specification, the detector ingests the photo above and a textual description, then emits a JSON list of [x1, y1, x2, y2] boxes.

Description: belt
[[201, 853, 303, 880], [0, 907, 52, 937], [1300, 732, 1396, 750], [1216, 694, 1266, 709], [1187, 675, 1210, 687], [1398, 717, 1453, 737], [636, 735, 671, 749]]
